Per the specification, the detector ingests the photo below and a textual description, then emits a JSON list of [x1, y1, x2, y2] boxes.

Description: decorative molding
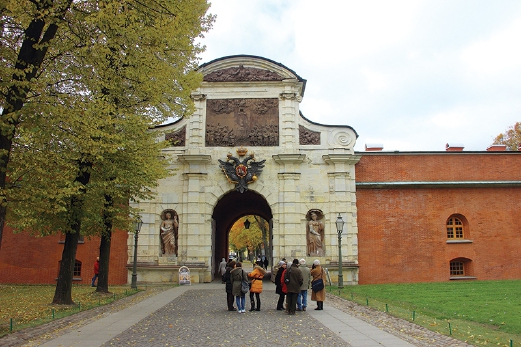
[[191, 93, 206, 101], [299, 125, 320, 145], [279, 92, 302, 101], [177, 155, 212, 164], [322, 154, 362, 165], [327, 129, 355, 148], [272, 154, 306, 164], [278, 173, 301, 179], [203, 65, 284, 82]]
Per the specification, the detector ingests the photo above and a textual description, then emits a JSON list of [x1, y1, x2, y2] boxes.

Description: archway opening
[[228, 215, 270, 269], [212, 190, 272, 280]]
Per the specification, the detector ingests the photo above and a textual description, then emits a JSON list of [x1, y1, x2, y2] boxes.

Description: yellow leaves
[[0, 284, 132, 329]]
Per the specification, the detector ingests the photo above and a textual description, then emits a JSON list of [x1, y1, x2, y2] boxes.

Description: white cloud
[[200, 1, 521, 151], [460, 18, 521, 74]]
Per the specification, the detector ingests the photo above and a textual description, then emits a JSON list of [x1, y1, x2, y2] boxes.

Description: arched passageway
[[212, 190, 272, 279]]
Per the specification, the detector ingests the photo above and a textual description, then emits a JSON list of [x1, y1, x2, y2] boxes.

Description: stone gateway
[[130, 55, 360, 284]]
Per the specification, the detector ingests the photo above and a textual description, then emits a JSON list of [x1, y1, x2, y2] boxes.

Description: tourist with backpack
[[231, 262, 248, 313]]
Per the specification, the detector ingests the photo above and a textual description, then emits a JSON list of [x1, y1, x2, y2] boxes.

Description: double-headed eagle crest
[[218, 148, 265, 193]]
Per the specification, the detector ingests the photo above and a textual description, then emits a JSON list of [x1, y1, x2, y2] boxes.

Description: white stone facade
[[129, 56, 361, 285]]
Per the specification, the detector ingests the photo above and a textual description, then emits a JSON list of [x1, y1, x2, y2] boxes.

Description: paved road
[[31, 281, 416, 347]]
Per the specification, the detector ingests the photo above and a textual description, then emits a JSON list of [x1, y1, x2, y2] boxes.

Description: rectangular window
[[447, 228, 454, 238], [450, 262, 464, 276], [73, 261, 82, 277]]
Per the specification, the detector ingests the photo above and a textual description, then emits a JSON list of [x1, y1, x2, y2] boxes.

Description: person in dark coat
[[262, 256, 269, 270], [297, 258, 311, 311], [224, 260, 236, 311], [285, 259, 303, 315], [274, 261, 287, 310]]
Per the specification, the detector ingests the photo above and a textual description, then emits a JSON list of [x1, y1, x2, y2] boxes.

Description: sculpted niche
[[160, 209, 179, 256], [306, 209, 325, 257]]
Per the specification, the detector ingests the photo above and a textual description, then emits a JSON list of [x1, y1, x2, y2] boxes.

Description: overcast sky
[[197, 0, 521, 152]]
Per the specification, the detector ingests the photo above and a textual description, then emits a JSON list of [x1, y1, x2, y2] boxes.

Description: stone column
[[273, 154, 307, 259], [279, 79, 302, 152], [323, 154, 361, 284], [187, 93, 206, 152], [177, 155, 212, 268]]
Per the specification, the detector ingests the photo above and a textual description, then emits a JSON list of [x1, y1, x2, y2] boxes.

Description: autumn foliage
[[228, 216, 267, 256], [493, 122, 521, 151]]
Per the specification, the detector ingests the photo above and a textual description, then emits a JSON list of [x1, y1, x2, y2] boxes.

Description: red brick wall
[[0, 226, 129, 285], [356, 152, 521, 284], [356, 152, 520, 182]]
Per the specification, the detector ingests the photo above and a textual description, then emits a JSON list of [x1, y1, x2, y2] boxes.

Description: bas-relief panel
[[205, 98, 279, 147]]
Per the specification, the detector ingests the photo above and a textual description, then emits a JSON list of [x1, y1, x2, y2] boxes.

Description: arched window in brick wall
[[449, 257, 475, 280], [446, 215, 469, 239]]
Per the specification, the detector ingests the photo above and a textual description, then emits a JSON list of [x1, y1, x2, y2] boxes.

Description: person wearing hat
[[297, 258, 311, 311], [274, 261, 287, 310], [311, 259, 326, 310], [285, 259, 303, 315]]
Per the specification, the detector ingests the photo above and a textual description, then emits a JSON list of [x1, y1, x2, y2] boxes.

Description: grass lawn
[[332, 280, 521, 347], [0, 284, 139, 336]]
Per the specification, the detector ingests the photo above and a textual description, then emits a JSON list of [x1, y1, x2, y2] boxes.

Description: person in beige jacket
[[310, 259, 326, 310]]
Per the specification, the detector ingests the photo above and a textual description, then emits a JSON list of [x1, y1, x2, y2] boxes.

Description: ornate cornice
[[177, 155, 212, 164], [272, 154, 307, 164], [279, 92, 302, 102], [322, 154, 361, 165], [191, 93, 206, 101]]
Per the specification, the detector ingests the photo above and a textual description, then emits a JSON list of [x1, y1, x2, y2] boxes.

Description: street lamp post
[[335, 214, 345, 289], [131, 217, 143, 290]]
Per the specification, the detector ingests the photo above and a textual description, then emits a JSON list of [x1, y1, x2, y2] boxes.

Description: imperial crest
[[218, 149, 266, 193]]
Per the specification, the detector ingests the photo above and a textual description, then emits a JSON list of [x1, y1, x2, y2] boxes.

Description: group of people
[[220, 257, 326, 314]]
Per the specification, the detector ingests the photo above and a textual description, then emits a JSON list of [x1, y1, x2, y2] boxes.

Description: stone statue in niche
[[306, 209, 325, 257], [160, 209, 178, 256]]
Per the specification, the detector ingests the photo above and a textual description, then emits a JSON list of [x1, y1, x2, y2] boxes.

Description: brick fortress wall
[[0, 227, 128, 285], [355, 152, 521, 284]]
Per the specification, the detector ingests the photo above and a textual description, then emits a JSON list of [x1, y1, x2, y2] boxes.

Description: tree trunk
[[52, 231, 79, 305], [52, 160, 91, 304], [97, 231, 112, 293], [96, 194, 114, 293]]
